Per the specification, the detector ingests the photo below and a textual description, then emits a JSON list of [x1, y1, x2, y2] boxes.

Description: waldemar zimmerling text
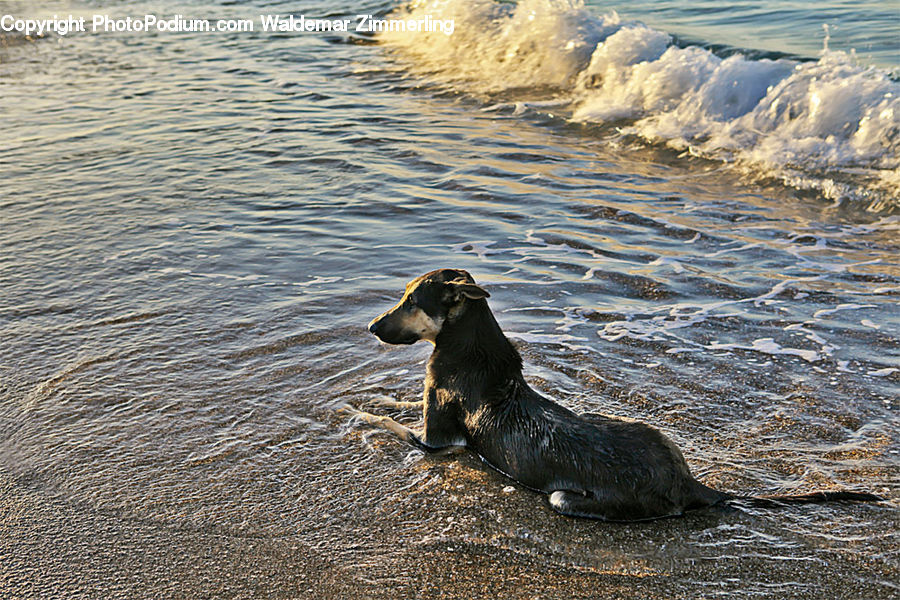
[[264, 15, 455, 35]]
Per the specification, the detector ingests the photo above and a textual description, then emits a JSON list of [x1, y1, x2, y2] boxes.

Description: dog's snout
[[368, 316, 380, 335]]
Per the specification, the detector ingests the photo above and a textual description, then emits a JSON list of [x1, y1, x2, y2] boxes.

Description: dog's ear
[[447, 278, 490, 301]]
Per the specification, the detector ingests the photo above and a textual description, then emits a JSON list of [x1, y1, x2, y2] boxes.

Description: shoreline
[[0, 469, 657, 600], [2, 467, 895, 599]]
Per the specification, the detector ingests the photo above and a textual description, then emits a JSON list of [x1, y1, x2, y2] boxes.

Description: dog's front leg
[[345, 406, 418, 442], [342, 405, 465, 454]]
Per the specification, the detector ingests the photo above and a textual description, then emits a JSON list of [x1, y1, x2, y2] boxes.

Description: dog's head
[[368, 269, 490, 345]]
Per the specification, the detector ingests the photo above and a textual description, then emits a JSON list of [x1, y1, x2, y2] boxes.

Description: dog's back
[[447, 373, 727, 520]]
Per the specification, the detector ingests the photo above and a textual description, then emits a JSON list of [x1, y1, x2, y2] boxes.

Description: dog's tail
[[725, 490, 883, 508]]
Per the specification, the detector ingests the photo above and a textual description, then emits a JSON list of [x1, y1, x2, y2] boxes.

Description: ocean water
[[1, 0, 898, 598]]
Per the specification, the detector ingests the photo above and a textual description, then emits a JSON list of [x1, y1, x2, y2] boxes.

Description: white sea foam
[[707, 338, 821, 363], [380, 0, 615, 91], [381, 0, 900, 208], [868, 367, 898, 377], [812, 303, 877, 319], [507, 330, 595, 352]]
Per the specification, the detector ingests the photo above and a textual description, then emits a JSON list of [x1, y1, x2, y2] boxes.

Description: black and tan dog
[[349, 268, 880, 521]]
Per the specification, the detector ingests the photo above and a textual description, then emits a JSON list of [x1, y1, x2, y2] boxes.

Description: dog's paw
[[339, 405, 388, 428], [365, 395, 423, 411], [337, 404, 363, 418], [366, 395, 396, 408]]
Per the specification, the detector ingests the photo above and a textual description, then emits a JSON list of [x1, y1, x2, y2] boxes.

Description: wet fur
[[357, 269, 881, 521]]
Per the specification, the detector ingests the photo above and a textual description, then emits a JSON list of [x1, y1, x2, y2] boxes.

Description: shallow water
[[598, 0, 899, 70], [1, 0, 898, 597]]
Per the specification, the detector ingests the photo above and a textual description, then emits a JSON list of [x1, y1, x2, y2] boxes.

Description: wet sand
[[3, 464, 895, 600], [0, 468, 655, 600]]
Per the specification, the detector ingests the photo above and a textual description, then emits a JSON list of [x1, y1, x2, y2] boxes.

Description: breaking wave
[[379, 0, 900, 210]]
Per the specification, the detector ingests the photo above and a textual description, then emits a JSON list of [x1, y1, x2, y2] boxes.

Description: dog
[[349, 268, 881, 521]]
